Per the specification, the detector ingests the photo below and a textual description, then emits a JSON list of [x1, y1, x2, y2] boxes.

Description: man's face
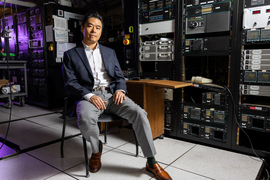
[[81, 17, 102, 45]]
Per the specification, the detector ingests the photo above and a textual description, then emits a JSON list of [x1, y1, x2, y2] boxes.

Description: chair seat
[[98, 113, 124, 123]]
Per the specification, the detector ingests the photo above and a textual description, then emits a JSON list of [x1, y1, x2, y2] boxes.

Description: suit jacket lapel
[[99, 45, 112, 75], [75, 44, 93, 77]]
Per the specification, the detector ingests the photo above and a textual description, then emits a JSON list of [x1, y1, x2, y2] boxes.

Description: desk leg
[[144, 85, 165, 139]]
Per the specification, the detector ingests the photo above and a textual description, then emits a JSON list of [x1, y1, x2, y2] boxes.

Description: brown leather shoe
[[89, 140, 103, 173], [146, 162, 172, 180]]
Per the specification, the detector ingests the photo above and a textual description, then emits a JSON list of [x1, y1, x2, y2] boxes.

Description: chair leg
[[104, 122, 108, 144], [132, 127, 139, 157], [60, 113, 67, 158], [83, 137, 90, 178]]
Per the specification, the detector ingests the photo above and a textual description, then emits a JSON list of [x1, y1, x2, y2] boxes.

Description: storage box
[[0, 79, 9, 88]]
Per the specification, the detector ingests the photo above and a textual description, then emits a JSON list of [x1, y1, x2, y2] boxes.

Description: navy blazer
[[63, 43, 127, 100]]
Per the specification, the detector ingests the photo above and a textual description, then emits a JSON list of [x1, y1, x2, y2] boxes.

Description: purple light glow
[[0, 142, 16, 159]]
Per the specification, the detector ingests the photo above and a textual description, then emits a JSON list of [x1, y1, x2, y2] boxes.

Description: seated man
[[63, 11, 172, 180]]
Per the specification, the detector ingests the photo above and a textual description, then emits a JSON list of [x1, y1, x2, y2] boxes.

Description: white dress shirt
[[82, 42, 112, 101]]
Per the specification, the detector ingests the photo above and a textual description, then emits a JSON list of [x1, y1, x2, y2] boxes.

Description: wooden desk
[[126, 79, 192, 139]]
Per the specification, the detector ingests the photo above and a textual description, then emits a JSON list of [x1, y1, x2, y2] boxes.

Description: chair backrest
[[61, 65, 76, 118]]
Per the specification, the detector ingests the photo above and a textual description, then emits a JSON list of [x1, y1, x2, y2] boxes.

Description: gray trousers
[[76, 89, 157, 158]]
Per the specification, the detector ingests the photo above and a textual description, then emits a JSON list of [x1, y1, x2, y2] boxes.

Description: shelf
[[184, 51, 230, 57]]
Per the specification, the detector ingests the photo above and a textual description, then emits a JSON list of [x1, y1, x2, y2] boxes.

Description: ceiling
[[0, 0, 121, 18]]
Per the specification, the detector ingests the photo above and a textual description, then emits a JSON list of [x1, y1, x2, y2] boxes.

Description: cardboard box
[[0, 79, 9, 88]]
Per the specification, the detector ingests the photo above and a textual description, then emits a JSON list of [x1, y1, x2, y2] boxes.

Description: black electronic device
[[183, 106, 202, 120], [182, 122, 205, 137], [261, 29, 270, 41], [204, 126, 226, 142], [185, 38, 203, 52], [244, 71, 257, 83], [186, 0, 229, 7], [140, 7, 175, 23], [244, 0, 270, 8], [246, 30, 260, 42], [258, 71, 270, 83], [1, 84, 21, 94], [202, 92, 227, 106], [139, 0, 175, 23], [240, 113, 270, 132], [186, 1, 231, 16], [240, 104, 270, 112], [205, 109, 226, 123], [165, 113, 172, 130], [185, 1, 231, 35], [185, 36, 230, 52], [23, 4, 84, 108]]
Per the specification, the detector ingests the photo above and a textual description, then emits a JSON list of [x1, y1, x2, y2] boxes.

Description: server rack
[[135, 0, 179, 137], [24, 4, 84, 108], [231, 0, 270, 160], [175, 0, 236, 149]]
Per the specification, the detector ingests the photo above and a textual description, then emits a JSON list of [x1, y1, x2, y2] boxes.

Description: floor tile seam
[[27, 151, 88, 180], [0, 112, 58, 125], [44, 170, 80, 180], [162, 144, 198, 168], [98, 146, 156, 180], [168, 166, 216, 180], [111, 145, 145, 158], [24, 112, 64, 127], [0, 117, 27, 124], [45, 123, 73, 132], [0, 108, 13, 114], [102, 142, 133, 156], [25, 152, 72, 174], [6, 122, 61, 136], [0, 134, 103, 160], [20, 133, 82, 153], [19, 112, 59, 119], [104, 140, 144, 157]]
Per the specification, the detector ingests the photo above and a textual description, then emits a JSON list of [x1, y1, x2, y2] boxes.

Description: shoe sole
[[146, 166, 162, 180]]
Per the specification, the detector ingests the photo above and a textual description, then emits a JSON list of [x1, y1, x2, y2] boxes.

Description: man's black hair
[[82, 11, 104, 29]]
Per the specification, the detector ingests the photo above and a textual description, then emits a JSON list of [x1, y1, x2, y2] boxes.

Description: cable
[[224, 85, 270, 178], [0, 0, 13, 150], [266, 169, 269, 180], [190, 95, 198, 107]]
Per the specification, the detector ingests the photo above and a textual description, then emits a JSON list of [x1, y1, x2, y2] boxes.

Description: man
[[63, 11, 172, 180]]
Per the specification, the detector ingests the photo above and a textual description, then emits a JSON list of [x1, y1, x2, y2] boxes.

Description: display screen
[[191, 109, 200, 119], [244, 71, 257, 82], [252, 10, 261, 14], [214, 130, 223, 141], [191, 126, 200, 136], [247, 30, 260, 41], [251, 0, 265, 6], [258, 72, 270, 82], [252, 118, 265, 129], [214, 112, 225, 123], [261, 29, 270, 40], [214, 94, 220, 105]]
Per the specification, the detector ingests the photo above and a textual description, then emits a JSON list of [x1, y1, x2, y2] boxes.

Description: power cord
[[0, 0, 13, 151], [224, 85, 270, 180]]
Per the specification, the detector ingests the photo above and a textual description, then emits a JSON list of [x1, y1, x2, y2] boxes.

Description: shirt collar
[[82, 41, 99, 51]]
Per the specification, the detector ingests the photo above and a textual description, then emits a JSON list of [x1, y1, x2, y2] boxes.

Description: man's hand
[[113, 91, 126, 105], [89, 95, 107, 110]]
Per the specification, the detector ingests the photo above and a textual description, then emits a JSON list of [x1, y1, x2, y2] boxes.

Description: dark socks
[[99, 141, 102, 153], [147, 157, 156, 169]]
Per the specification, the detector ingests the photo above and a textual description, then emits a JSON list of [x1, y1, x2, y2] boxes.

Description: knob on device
[[190, 21, 198, 28]]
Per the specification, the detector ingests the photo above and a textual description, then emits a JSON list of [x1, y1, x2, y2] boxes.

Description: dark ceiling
[[0, 0, 121, 18]]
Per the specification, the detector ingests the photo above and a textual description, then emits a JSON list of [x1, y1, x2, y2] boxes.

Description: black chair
[[60, 67, 139, 178]]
